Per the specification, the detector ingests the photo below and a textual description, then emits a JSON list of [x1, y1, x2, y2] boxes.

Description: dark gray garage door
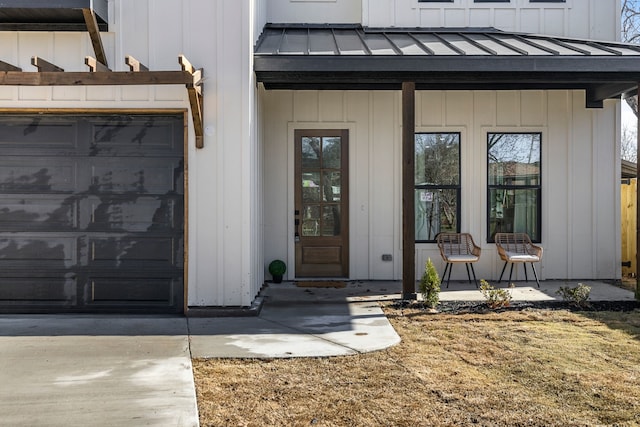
[[0, 113, 184, 313]]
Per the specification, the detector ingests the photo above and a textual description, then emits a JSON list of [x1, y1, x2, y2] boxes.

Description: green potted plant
[[268, 260, 287, 283]]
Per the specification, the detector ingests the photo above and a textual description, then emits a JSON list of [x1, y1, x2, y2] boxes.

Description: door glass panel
[[302, 172, 321, 202], [301, 137, 321, 168], [302, 205, 320, 236], [322, 171, 341, 202], [301, 137, 342, 237], [322, 137, 341, 169], [322, 205, 341, 236]]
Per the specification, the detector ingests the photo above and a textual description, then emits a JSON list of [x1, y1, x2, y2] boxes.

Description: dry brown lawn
[[193, 306, 640, 427]]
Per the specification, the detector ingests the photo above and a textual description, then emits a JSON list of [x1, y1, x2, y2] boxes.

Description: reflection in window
[[415, 133, 460, 242], [487, 133, 541, 242]]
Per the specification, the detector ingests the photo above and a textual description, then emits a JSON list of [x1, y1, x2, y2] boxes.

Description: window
[[487, 133, 541, 242], [415, 133, 460, 242]]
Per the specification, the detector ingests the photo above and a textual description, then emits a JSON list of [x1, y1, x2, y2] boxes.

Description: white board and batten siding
[[261, 89, 621, 282], [0, 0, 265, 307], [267, 0, 620, 41]]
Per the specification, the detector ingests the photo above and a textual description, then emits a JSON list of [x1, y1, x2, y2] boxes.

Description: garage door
[[0, 113, 184, 313]]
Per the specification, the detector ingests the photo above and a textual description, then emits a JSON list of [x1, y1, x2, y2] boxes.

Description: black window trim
[[486, 131, 542, 244], [415, 131, 462, 243]]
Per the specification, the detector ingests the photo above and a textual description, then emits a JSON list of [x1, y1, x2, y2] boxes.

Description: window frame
[[486, 132, 542, 243], [414, 131, 462, 243]]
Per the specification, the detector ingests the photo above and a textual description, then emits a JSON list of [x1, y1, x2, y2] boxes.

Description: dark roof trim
[[0, 0, 108, 31]]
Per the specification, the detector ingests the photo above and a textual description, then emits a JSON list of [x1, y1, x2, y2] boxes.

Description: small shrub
[[419, 258, 441, 309], [556, 283, 591, 309], [479, 280, 514, 309]]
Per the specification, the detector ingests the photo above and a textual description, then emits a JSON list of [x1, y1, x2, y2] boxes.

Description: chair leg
[[531, 263, 540, 288], [498, 262, 508, 283], [469, 263, 478, 288], [442, 263, 451, 288], [446, 263, 454, 288], [465, 263, 472, 283], [523, 263, 529, 282], [508, 263, 515, 284]]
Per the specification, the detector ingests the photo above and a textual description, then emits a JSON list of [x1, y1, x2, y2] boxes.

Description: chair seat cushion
[[445, 254, 479, 263], [504, 252, 540, 262]]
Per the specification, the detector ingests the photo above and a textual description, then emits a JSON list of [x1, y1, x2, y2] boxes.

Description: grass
[[193, 306, 640, 427]]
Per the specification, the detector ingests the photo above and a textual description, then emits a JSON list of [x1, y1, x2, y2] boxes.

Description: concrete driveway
[[0, 316, 198, 427]]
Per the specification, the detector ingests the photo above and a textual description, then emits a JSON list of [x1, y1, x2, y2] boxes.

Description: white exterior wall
[[0, 0, 263, 307], [262, 89, 621, 281], [266, 0, 361, 24], [263, 0, 620, 40], [364, 0, 621, 40]]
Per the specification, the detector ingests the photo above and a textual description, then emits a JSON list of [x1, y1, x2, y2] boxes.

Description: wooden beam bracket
[[0, 60, 21, 72], [31, 57, 64, 72], [84, 56, 110, 72], [125, 55, 149, 72], [179, 55, 204, 148]]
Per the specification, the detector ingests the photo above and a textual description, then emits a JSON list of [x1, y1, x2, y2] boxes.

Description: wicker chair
[[436, 233, 481, 288], [494, 232, 543, 288]]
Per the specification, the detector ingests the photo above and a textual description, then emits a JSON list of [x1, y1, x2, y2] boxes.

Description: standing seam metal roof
[[255, 25, 640, 57]]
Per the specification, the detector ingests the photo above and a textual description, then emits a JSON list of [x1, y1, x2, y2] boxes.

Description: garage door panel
[[0, 159, 78, 193], [0, 276, 75, 303], [89, 236, 176, 265], [89, 117, 182, 156], [0, 117, 78, 152], [0, 235, 77, 265], [84, 196, 177, 232], [90, 160, 181, 194], [0, 195, 78, 230], [89, 277, 175, 304]]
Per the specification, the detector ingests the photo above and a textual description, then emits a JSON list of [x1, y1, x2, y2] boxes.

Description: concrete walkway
[[0, 279, 635, 426]]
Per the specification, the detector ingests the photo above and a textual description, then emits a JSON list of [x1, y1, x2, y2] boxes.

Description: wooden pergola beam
[[0, 70, 191, 85], [82, 8, 108, 68], [31, 57, 64, 72], [0, 55, 205, 148]]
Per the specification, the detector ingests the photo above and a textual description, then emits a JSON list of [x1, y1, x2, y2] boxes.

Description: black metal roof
[[0, 0, 108, 31], [255, 24, 640, 105]]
